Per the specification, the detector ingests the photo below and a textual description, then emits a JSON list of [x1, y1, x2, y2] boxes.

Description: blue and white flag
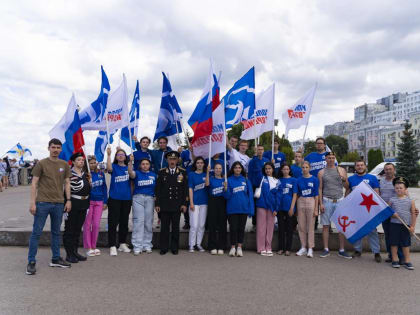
[[6, 143, 32, 165], [331, 181, 394, 244], [94, 130, 115, 162], [153, 72, 183, 142], [223, 67, 255, 129], [121, 80, 140, 148], [79, 66, 111, 130]]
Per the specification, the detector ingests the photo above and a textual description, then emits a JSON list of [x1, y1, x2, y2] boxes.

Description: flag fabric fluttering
[[331, 181, 394, 244], [94, 130, 115, 162], [5, 143, 32, 165], [153, 72, 183, 144], [223, 67, 255, 129], [49, 93, 85, 161], [79, 66, 111, 130], [282, 84, 317, 138], [188, 61, 220, 157], [241, 83, 275, 140], [121, 80, 140, 148]]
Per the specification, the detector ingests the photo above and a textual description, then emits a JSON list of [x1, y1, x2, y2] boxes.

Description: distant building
[[323, 121, 354, 139]]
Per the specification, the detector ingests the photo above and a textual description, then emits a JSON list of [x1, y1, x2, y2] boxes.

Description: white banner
[[282, 84, 317, 138], [241, 83, 274, 140], [211, 98, 226, 156]]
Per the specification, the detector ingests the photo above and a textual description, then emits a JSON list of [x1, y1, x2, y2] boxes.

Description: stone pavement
[[1, 185, 420, 251], [1, 246, 420, 315]]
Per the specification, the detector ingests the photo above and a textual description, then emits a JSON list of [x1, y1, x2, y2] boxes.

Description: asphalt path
[[1, 247, 419, 314]]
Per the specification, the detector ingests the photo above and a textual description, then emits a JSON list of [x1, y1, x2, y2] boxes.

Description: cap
[[70, 152, 84, 161], [165, 151, 180, 159], [392, 176, 409, 188]]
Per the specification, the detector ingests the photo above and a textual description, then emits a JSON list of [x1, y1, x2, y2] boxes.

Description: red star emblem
[[359, 193, 378, 213]]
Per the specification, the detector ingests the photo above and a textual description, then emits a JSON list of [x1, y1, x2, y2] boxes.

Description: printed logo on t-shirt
[[194, 183, 205, 191], [233, 185, 246, 193], [302, 189, 312, 196], [308, 182, 314, 187], [212, 186, 224, 195], [283, 188, 289, 194], [59, 168, 64, 173], [115, 171, 129, 183], [363, 179, 370, 184]]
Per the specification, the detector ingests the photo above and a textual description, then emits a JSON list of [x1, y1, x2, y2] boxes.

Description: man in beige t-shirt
[[26, 139, 72, 275]]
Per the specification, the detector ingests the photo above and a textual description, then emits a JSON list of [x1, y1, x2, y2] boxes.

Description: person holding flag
[[121, 80, 140, 150], [388, 177, 417, 269], [346, 160, 382, 262], [263, 137, 286, 176], [133, 136, 153, 171]]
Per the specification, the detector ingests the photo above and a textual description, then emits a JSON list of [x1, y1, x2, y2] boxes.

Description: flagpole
[[208, 134, 212, 162], [301, 82, 317, 149], [397, 216, 420, 241], [123, 74, 133, 154], [271, 83, 275, 160], [82, 145, 91, 174]]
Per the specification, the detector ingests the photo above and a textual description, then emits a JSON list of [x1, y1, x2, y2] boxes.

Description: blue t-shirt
[[304, 152, 327, 176], [348, 173, 380, 191], [279, 177, 298, 211], [263, 151, 286, 173], [297, 176, 319, 197], [109, 164, 132, 200], [188, 171, 208, 205], [181, 150, 193, 174], [133, 170, 156, 196], [291, 164, 302, 179], [209, 176, 225, 197]]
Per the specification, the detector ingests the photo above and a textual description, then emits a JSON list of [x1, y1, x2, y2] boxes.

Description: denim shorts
[[389, 223, 411, 247], [320, 198, 340, 226]]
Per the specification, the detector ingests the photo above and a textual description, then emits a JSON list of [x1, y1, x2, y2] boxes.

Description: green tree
[[341, 151, 360, 162], [367, 149, 384, 172], [304, 141, 316, 156], [325, 135, 348, 160], [396, 120, 420, 186]]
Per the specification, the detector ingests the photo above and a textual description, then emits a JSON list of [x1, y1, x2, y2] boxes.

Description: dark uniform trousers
[[63, 198, 89, 252], [155, 167, 188, 252]]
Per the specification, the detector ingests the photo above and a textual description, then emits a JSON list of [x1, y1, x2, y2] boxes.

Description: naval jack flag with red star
[[331, 181, 394, 244]]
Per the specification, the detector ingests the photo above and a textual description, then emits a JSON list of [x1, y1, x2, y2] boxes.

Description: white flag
[[211, 93, 226, 156], [282, 84, 317, 138], [241, 83, 275, 140]]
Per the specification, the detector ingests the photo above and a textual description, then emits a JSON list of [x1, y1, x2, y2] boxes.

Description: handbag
[[254, 177, 264, 198]]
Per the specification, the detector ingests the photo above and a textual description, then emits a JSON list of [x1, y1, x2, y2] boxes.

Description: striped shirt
[[389, 196, 412, 225], [380, 178, 396, 203]]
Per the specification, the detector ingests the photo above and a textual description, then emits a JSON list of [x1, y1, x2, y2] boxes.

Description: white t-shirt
[[228, 148, 250, 172]]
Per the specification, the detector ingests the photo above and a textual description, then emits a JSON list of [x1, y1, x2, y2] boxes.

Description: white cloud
[[1, 0, 420, 158]]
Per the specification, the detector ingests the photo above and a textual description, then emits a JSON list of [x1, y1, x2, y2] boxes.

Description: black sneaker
[[73, 251, 87, 261], [374, 253, 382, 263], [50, 257, 71, 268], [352, 251, 362, 258], [66, 255, 78, 264], [26, 262, 36, 275]]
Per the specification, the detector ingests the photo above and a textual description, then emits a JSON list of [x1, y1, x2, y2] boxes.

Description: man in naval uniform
[[155, 151, 188, 255]]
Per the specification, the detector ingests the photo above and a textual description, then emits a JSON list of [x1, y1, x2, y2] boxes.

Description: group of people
[[25, 135, 417, 275], [0, 157, 21, 190]]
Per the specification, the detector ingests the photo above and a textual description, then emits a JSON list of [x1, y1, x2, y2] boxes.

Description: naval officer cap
[[165, 151, 180, 159], [392, 176, 409, 188]]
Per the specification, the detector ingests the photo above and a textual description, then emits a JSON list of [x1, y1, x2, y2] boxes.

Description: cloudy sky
[[1, 0, 420, 158]]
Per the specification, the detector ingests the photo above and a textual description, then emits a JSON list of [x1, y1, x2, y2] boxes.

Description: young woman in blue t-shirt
[[225, 161, 254, 257], [277, 163, 298, 256], [296, 161, 319, 258], [188, 157, 208, 252], [205, 162, 227, 255], [106, 147, 132, 256], [128, 156, 156, 255]]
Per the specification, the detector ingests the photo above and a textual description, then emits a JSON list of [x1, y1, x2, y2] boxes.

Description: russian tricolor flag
[[188, 61, 220, 157], [49, 93, 85, 162]]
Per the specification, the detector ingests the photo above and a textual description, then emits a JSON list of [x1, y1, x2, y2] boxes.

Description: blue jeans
[[353, 229, 380, 254], [28, 202, 64, 263], [131, 194, 155, 251]]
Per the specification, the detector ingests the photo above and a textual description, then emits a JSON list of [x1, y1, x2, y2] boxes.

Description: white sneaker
[[110, 246, 118, 256], [94, 249, 101, 256], [229, 247, 236, 257], [261, 250, 267, 256], [197, 245, 205, 252], [133, 250, 141, 256], [189, 247, 195, 253], [118, 243, 131, 253], [296, 248, 307, 256], [210, 249, 218, 255], [236, 247, 243, 257], [266, 250, 274, 257], [217, 250, 224, 255], [307, 248, 313, 258], [145, 248, 152, 254], [86, 249, 96, 257]]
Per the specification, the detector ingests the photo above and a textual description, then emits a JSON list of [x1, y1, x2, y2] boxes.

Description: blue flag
[[121, 80, 140, 148], [153, 72, 183, 142], [94, 130, 115, 162], [79, 65, 111, 130], [6, 143, 32, 165], [223, 67, 255, 129]]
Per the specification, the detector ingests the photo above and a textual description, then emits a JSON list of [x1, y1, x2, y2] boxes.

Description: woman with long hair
[[225, 161, 254, 257], [188, 157, 208, 252], [106, 147, 132, 256], [83, 155, 107, 257]]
